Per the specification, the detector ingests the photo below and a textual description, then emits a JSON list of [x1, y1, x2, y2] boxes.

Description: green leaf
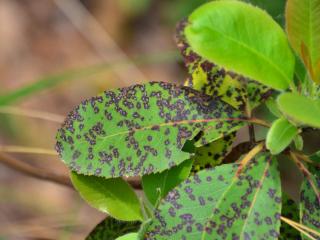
[[185, 0, 295, 90], [115, 233, 139, 240], [192, 132, 236, 172], [279, 194, 301, 240], [286, 0, 320, 83], [70, 172, 143, 221], [277, 92, 320, 128], [300, 175, 320, 240], [266, 118, 298, 155], [145, 153, 281, 239], [242, 0, 286, 26], [56, 82, 244, 178], [294, 135, 304, 151], [86, 217, 140, 240], [177, 20, 271, 111], [266, 98, 282, 118], [142, 159, 193, 206]]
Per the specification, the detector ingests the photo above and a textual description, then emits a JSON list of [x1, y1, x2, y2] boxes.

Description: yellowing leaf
[[286, 0, 320, 83]]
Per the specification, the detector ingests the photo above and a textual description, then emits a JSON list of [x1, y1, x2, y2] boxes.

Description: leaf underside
[[56, 82, 244, 178], [145, 153, 281, 240]]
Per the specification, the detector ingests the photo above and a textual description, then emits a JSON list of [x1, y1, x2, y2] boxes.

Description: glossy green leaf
[[266, 118, 298, 155], [177, 20, 271, 111], [86, 217, 140, 240], [142, 159, 193, 206], [185, 0, 295, 90], [145, 153, 281, 239], [243, 0, 286, 26], [300, 175, 320, 240], [56, 82, 244, 178], [279, 194, 301, 240], [277, 92, 320, 128], [286, 0, 320, 83], [70, 172, 143, 221], [116, 233, 139, 240]]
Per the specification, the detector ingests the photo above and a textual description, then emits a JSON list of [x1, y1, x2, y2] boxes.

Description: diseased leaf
[[176, 20, 272, 111], [277, 92, 320, 128], [192, 132, 236, 172], [185, 1, 295, 90], [86, 217, 140, 240], [142, 159, 193, 206], [309, 151, 320, 174], [279, 194, 301, 240], [300, 175, 320, 240], [286, 0, 320, 83], [145, 153, 281, 239], [56, 82, 244, 178], [116, 233, 139, 240], [266, 118, 298, 155], [71, 172, 143, 221]]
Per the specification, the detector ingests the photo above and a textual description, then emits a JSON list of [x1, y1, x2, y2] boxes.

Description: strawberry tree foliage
[[145, 154, 281, 240], [56, 82, 244, 178], [55, 0, 320, 239]]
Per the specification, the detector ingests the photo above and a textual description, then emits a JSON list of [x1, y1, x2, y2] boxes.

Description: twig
[[0, 153, 73, 188], [290, 151, 320, 203], [236, 142, 265, 176], [224, 141, 256, 164], [281, 216, 320, 240], [0, 153, 142, 189]]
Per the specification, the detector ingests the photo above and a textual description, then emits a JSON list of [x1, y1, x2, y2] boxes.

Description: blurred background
[[0, 0, 208, 239]]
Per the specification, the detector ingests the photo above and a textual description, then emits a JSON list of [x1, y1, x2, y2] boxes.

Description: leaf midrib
[[200, 157, 272, 240], [91, 117, 245, 142]]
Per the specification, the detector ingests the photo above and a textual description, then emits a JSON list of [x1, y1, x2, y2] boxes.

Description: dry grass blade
[[0, 145, 58, 155], [0, 106, 64, 123], [281, 216, 320, 240], [236, 142, 265, 176]]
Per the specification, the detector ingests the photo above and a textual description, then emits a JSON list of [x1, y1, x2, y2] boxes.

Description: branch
[[0, 153, 73, 188], [0, 153, 142, 189]]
